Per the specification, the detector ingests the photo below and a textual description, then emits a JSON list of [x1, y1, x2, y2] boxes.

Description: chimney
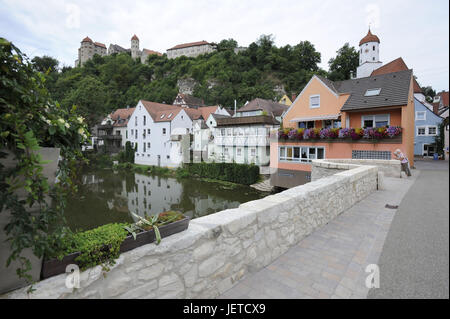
[[291, 94, 297, 102]]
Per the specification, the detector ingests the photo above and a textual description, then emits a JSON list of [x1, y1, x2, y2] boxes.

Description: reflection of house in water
[[125, 173, 183, 221], [188, 195, 241, 219]]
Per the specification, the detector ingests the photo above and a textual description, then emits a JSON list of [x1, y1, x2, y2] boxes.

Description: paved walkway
[[368, 159, 449, 299], [218, 172, 418, 299]]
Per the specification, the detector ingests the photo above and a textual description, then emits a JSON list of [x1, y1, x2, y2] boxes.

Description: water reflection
[[65, 169, 263, 231]]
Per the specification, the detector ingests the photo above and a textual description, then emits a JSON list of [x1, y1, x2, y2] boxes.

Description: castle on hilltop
[[75, 34, 162, 67]]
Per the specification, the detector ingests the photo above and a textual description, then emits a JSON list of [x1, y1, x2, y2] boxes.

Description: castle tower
[[356, 29, 383, 78], [131, 34, 140, 60], [79, 36, 94, 66]]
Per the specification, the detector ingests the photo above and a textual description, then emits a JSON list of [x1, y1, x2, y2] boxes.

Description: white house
[[127, 100, 229, 167], [192, 107, 232, 162], [127, 100, 200, 167], [208, 115, 280, 166]]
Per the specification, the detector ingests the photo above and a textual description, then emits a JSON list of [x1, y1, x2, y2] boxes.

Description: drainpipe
[[234, 100, 237, 117]]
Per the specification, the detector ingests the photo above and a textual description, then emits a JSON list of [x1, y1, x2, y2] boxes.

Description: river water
[[65, 169, 265, 231]]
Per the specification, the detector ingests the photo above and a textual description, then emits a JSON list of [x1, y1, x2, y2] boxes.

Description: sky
[[1, 0, 449, 91]]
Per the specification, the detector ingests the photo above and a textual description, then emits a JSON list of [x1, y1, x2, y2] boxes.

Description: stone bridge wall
[[5, 162, 379, 299], [311, 159, 401, 181]]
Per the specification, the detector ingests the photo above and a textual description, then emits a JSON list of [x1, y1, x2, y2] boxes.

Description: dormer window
[[168, 113, 173, 119], [364, 88, 381, 96]]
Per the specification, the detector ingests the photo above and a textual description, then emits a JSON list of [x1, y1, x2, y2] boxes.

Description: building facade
[[208, 115, 280, 166], [414, 98, 443, 157], [271, 69, 415, 188], [166, 41, 215, 59]]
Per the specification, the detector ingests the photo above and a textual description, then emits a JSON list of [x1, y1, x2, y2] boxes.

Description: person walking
[[393, 149, 411, 177]]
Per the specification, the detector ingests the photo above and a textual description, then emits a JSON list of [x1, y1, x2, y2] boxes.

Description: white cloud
[[0, 0, 448, 90]]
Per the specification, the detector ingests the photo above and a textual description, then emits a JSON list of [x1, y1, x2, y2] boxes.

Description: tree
[[328, 43, 359, 81], [216, 39, 238, 51], [62, 76, 109, 127], [1, 38, 88, 284], [31, 55, 59, 73], [421, 85, 436, 103]]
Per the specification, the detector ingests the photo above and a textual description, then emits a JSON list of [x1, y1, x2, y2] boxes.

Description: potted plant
[[41, 211, 189, 279]]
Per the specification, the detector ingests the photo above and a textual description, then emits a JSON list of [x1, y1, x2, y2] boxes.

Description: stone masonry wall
[[313, 159, 401, 178], [4, 163, 378, 299]]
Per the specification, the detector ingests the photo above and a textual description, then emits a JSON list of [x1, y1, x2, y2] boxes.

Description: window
[[373, 45, 375, 51], [135, 116, 137, 126], [415, 111, 426, 121], [251, 148, 256, 156], [298, 121, 315, 129], [372, 57, 375, 61], [148, 129, 151, 134], [168, 113, 173, 119], [143, 143, 146, 152], [227, 128, 232, 136], [126, 130, 128, 139], [143, 115, 146, 126], [135, 130, 137, 139], [279, 146, 325, 163], [364, 88, 381, 96], [362, 114, 389, 127], [428, 126, 437, 136], [417, 127, 426, 135], [352, 150, 391, 160], [160, 114, 165, 119], [147, 142, 151, 148], [167, 155, 170, 159], [162, 128, 166, 135], [237, 148, 242, 156], [309, 95, 320, 108], [220, 128, 225, 136]]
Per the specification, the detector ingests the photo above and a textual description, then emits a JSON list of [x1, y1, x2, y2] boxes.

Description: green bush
[[185, 162, 259, 185], [55, 223, 129, 271]]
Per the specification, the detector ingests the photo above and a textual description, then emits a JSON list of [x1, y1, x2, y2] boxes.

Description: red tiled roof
[[94, 42, 106, 48], [82, 36, 93, 43], [140, 100, 181, 122], [370, 57, 422, 93], [237, 98, 289, 117], [167, 40, 210, 51], [197, 106, 220, 121], [359, 29, 380, 46], [131, 34, 139, 41], [110, 107, 136, 127], [184, 108, 203, 120], [143, 48, 162, 56]]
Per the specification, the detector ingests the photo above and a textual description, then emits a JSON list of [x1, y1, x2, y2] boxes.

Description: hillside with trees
[[31, 35, 369, 127]]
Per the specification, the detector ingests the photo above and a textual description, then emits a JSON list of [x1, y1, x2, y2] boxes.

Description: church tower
[[131, 34, 140, 60], [356, 29, 383, 78]]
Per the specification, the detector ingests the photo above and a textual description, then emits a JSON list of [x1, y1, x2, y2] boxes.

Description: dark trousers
[[401, 162, 411, 176]]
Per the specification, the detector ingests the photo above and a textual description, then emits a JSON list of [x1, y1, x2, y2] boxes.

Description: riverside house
[[97, 107, 135, 152], [414, 98, 443, 157], [271, 69, 415, 188], [127, 100, 227, 167], [205, 98, 288, 166]]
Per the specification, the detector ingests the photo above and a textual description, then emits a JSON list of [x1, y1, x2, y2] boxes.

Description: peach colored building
[[270, 69, 415, 188]]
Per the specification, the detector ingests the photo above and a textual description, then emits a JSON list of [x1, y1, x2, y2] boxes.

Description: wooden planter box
[[41, 216, 190, 280]]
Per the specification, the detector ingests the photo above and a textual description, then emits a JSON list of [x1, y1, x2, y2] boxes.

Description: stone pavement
[[368, 159, 449, 299], [218, 172, 418, 299]]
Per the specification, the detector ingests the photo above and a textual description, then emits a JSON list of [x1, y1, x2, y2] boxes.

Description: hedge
[[185, 162, 260, 185]]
